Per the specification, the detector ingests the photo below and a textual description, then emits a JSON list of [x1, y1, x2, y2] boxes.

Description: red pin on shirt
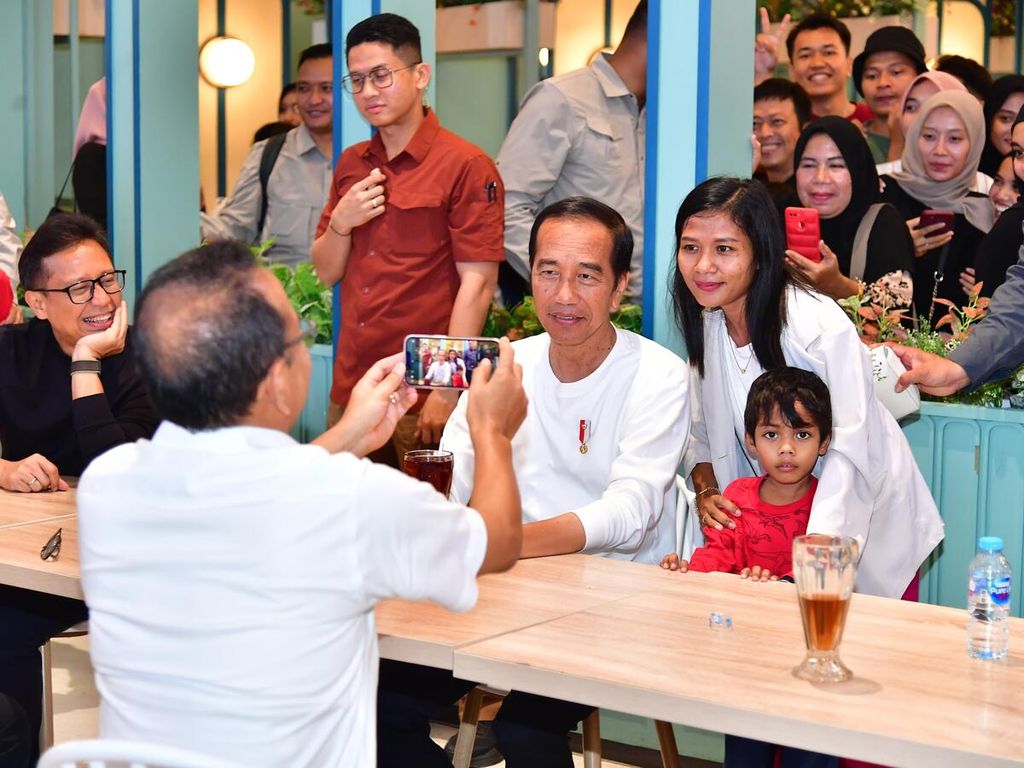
[[579, 419, 590, 455]]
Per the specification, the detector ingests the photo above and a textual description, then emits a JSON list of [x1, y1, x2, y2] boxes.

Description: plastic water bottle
[[967, 536, 1012, 660]]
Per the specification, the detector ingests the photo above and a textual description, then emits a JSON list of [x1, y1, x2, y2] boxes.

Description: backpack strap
[[850, 203, 885, 282], [256, 132, 289, 238]]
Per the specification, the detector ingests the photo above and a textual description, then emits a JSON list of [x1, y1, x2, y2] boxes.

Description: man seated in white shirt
[[378, 197, 690, 768], [76, 241, 528, 768]]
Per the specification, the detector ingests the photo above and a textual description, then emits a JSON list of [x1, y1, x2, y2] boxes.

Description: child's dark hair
[[744, 367, 832, 440]]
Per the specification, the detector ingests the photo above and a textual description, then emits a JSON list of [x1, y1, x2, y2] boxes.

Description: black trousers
[[0, 585, 88, 765], [725, 734, 839, 768], [378, 659, 595, 768]]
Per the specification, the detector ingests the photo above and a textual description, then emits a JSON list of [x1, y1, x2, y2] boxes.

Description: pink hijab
[[897, 71, 966, 120], [73, 78, 107, 158]]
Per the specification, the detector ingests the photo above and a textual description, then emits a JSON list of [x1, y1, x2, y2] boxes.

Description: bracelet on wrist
[[328, 221, 351, 238], [695, 486, 720, 500], [70, 360, 101, 376]]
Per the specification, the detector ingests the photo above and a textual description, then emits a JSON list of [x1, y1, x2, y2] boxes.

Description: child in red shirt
[[662, 367, 837, 768]]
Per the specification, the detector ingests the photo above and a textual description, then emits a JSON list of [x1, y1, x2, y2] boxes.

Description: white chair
[[675, 474, 703, 560], [40, 621, 90, 751], [38, 739, 243, 768]]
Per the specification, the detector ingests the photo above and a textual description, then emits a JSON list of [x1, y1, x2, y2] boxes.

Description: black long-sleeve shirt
[[0, 318, 159, 476]]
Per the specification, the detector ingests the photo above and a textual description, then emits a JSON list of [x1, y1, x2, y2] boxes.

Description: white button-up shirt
[[78, 422, 486, 768]]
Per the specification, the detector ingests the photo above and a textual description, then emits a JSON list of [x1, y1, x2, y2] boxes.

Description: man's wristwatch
[[70, 360, 101, 376]]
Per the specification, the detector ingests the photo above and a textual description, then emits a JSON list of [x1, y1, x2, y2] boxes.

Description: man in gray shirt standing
[[201, 44, 334, 269], [497, 1, 647, 301]]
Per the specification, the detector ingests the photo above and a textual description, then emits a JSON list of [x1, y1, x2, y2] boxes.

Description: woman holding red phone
[[880, 90, 994, 322], [785, 117, 914, 309]]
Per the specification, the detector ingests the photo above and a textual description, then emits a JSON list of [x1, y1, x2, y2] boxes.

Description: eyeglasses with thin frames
[[284, 318, 317, 350], [342, 62, 421, 94], [28, 270, 126, 305]]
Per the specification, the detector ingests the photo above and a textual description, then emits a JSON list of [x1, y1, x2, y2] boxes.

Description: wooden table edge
[[451, 652, 1022, 768]]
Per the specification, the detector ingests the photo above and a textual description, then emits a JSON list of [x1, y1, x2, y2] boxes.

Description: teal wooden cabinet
[[291, 343, 333, 443], [902, 403, 1024, 617]]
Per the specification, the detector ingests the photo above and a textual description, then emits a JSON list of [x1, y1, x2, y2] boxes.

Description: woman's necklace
[[729, 337, 755, 374]]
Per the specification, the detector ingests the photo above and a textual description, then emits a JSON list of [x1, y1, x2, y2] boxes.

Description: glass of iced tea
[[792, 534, 858, 683], [403, 449, 454, 498]]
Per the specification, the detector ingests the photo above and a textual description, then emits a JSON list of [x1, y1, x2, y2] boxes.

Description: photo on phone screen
[[404, 335, 500, 390]]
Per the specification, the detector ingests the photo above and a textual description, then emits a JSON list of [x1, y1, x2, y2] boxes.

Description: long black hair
[[671, 177, 788, 377]]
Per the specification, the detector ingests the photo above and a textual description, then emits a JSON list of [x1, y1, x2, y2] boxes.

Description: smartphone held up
[[784, 206, 822, 263], [404, 335, 500, 390]]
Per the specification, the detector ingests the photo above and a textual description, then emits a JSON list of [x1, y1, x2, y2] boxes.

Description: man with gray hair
[[77, 241, 528, 768]]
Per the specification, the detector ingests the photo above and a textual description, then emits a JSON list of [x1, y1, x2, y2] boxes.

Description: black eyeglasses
[[40, 528, 62, 561], [284, 318, 317, 350], [28, 270, 126, 305], [342, 63, 421, 94]]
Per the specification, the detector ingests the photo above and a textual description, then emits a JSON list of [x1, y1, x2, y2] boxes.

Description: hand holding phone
[[404, 335, 500, 390], [784, 207, 822, 263], [917, 209, 954, 237]]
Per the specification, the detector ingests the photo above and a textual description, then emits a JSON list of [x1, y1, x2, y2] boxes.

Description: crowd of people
[[1, 4, 1024, 768]]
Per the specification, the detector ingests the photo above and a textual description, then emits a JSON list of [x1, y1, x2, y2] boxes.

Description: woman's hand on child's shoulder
[[659, 553, 690, 572], [740, 565, 779, 582]]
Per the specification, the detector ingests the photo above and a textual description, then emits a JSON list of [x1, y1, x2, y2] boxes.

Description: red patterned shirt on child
[[688, 475, 817, 579]]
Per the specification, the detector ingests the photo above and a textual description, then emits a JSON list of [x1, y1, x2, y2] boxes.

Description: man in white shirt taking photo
[[76, 241, 528, 768]]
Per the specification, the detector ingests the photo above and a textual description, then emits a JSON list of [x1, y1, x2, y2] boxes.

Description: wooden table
[[453, 568, 1024, 768], [0, 488, 82, 599], [376, 553, 677, 669], [0, 485, 77, 529]]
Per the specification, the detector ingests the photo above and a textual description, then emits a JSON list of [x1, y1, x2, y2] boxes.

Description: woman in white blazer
[[674, 177, 943, 599]]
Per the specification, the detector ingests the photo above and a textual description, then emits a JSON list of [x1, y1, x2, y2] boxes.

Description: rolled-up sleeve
[[200, 142, 263, 245]]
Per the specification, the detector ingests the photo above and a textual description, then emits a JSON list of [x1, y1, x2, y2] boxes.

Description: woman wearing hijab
[[880, 70, 966, 169], [973, 106, 1024, 297], [880, 90, 995, 323], [979, 75, 1024, 177], [786, 117, 914, 309]]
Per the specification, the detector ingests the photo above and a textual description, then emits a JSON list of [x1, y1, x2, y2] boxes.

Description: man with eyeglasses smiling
[[0, 212, 158, 763], [312, 13, 503, 468], [201, 43, 334, 268]]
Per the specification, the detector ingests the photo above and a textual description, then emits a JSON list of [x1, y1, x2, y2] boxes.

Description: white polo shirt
[[78, 422, 486, 768]]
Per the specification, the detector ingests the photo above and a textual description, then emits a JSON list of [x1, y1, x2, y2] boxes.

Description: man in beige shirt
[[496, 1, 647, 301]]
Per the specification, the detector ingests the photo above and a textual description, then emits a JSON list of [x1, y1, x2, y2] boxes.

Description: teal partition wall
[[0, 2, 29, 230], [0, 1, 56, 230], [107, 0, 200, 303], [644, 0, 755, 352]]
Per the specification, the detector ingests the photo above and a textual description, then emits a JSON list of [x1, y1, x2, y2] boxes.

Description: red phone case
[[784, 207, 821, 262], [918, 209, 954, 236]]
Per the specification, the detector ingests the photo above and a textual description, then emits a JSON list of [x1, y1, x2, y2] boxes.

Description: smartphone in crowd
[[404, 334, 500, 390], [784, 206, 822, 263], [917, 209, 955, 237]]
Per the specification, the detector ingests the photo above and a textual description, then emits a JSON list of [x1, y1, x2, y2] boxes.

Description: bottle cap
[[978, 536, 1004, 552]]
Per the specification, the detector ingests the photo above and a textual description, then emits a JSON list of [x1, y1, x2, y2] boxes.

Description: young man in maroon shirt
[[786, 14, 873, 125], [312, 13, 503, 466]]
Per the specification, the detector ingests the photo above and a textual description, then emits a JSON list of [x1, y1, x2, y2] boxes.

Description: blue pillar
[[643, 0, 755, 352], [107, 0, 200, 304]]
